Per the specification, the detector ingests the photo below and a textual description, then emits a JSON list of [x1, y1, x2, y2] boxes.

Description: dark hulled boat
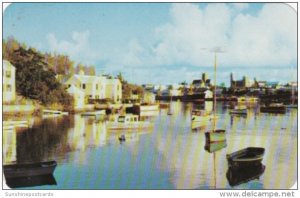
[[5, 174, 57, 188], [226, 163, 266, 187], [3, 161, 57, 179], [260, 103, 286, 114], [226, 147, 265, 167]]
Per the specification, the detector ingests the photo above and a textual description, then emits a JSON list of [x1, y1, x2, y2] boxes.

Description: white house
[[64, 70, 106, 102], [105, 78, 122, 103], [66, 85, 85, 110], [64, 70, 122, 104], [3, 60, 16, 103]]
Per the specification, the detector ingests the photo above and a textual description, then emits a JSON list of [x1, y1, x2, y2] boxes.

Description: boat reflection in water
[[227, 163, 266, 187], [204, 141, 227, 153], [5, 174, 57, 188], [4, 161, 57, 188]]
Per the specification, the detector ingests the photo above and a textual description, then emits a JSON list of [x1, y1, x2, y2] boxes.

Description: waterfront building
[[143, 91, 156, 104], [105, 78, 122, 103], [66, 85, 85, 110], [65, 70, 122, 104], [3, 60, 16, 103]]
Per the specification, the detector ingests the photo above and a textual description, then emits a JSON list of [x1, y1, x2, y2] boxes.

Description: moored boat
[[5, 174, 57, 188], [3, 161, 57, 179], [237, 97, 259, 103], [260, 103, 286, 114], [81, 110, 106, 116], [226, 147, 265, 167], [229, 105, 247, 115], [205, 129, 226, 143], [191, 110, 214, 129], [106, 114, 152, 130], [226, 163, 266, 187]]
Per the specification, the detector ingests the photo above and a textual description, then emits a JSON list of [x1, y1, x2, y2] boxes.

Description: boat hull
[[227, 147, 265, 167], [205, 130, 226, 143], [260, 106, 286, 114], [229, 109, 247, 115], [3, 161, 57, 179], [226, 163, 265, 187], [191, 115, 215, 129], [106, 122, 152, 130]]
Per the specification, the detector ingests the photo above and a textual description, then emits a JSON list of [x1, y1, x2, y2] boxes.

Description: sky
[[3, 2, 297, 86]]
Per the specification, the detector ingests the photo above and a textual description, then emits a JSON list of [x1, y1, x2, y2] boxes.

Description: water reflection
[[5, 174, 57, 188], [226, 163, 266, 187], [2, 102, 297, 189]]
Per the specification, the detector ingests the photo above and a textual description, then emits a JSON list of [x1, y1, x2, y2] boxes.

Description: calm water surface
[[3, 102, 297, 189]]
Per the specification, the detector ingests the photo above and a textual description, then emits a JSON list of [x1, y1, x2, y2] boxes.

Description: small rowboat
[[3, 161, 57, 179], [226, 163, 266, 186], [226, 147, 265, 167]]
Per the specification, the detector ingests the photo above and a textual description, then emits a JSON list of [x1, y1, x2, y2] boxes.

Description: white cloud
[[46, 31, 100, 65], [232, 3, 249, 11], [151, 3, 296, 68]]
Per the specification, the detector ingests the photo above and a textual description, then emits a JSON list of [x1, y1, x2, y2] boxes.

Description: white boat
[[139, 104, 159, 111], [81, 110, 106, 117], [229, 105, 247, 115], [106, 114, 152, 130], [191, 110, 214, 129]]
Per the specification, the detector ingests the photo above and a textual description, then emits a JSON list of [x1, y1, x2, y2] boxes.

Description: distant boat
[[106, 114, 152, 130], [81, 110, 106, 116], [139, 103, 159, 111], [118, 134, 126, 142], [205, 129, 226, 143], [226, 147, 265, 167], [237, 97, 259, 103], [229, 105, 247, 115], [3, 161, 57, 179], [204, 141, 227, 153], [260, 103, 286, 114], [226, 163, 266, 187], [191, 110, 214, 129]]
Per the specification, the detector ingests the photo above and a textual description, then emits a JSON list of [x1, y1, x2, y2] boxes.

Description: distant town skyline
[[3, 3, 297, 86]]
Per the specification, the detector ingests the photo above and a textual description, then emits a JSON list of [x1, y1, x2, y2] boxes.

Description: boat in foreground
[[226, 163, 266, 187], [226, 147, 265, 167], [106, 114, 152, 130], [3, 161, 57, 179], [5, 174, 57, 188]]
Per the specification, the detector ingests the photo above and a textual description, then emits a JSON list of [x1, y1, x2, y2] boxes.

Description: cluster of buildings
[[3, 59, 297, 109], [2, 60, 122, 110]]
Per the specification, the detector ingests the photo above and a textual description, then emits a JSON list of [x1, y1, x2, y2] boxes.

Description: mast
[[213, 52, 217, 131]]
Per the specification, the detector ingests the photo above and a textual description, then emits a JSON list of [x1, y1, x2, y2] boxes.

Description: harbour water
[[3, 101, 297, 189]]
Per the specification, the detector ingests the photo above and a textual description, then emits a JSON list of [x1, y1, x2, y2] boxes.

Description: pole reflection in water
[[2, 102, 297, 189], [204, 140, 227, 189]]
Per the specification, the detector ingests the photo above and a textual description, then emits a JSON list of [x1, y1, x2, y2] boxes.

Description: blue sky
[[3, 3, 297, 86]]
